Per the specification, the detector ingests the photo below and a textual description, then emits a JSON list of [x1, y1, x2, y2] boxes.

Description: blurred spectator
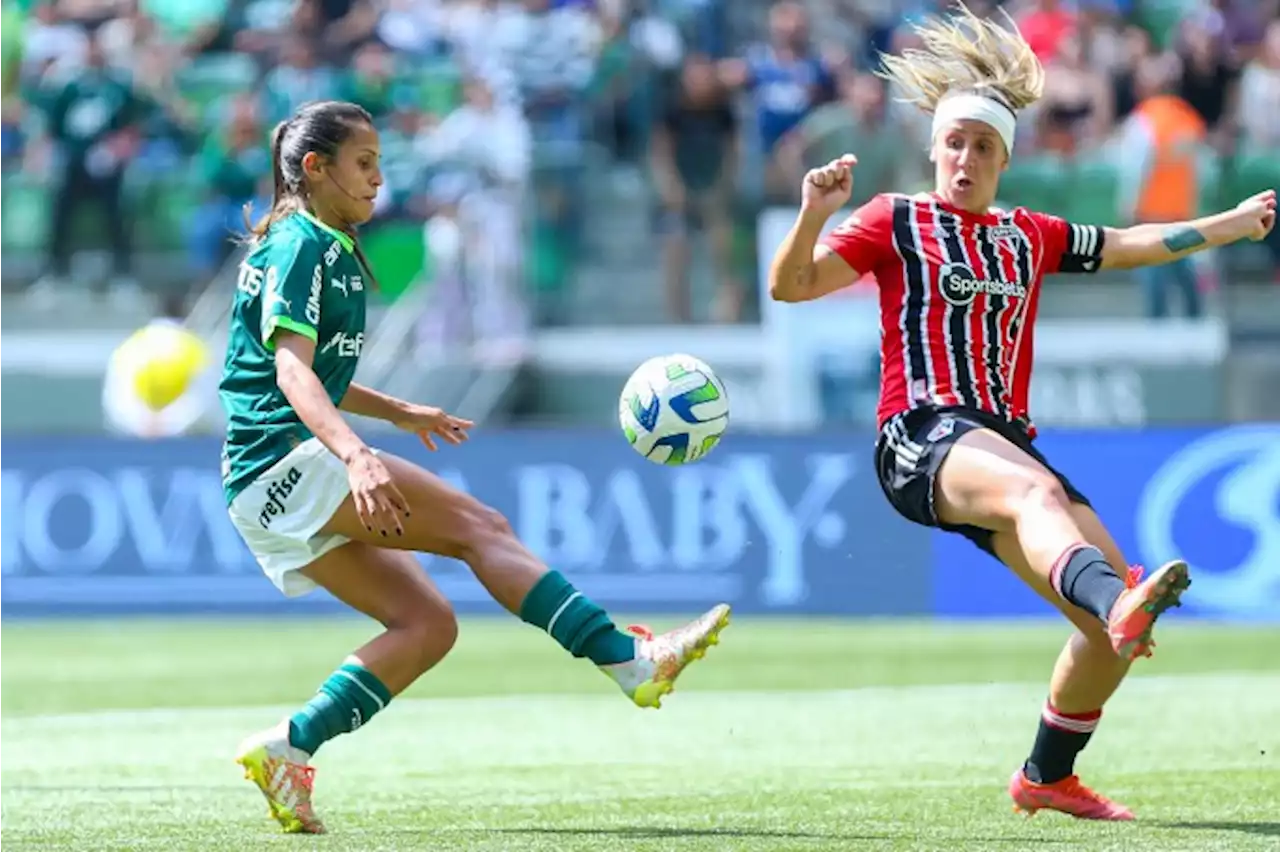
[[1190, 0, 1273, 65], [340, 40, 395, 121], [779, 70, 919, 207], [650, 52, 740, 323], [374, 91, 433, 221], [312, 0, 380, 62], [490, 0, 601, 322], [445, 0, 524, 78], [807, 0, 896, 73], [1116, 54, 1210, 319], [417, 73, 532, 360], [1108, 25, 1154, 124], [1035, 31, 1116, 154], [1238, 19, 1280, 274], [720, 0, 837, 202], [55, 0, 130, 27], [100, 0, 223, 62], [227, 0, 318, 60], [376, 0, 448, 58], [22, 2, 92, 79], [187, 93, 269, 284], [1175, 17, 1240, 153], [1015, 0, 1076, 65], [1237, 19, 1280, 155], [31, 28, 143, 304], [590, 0, 683, 169], [260, 36, 340, 125]]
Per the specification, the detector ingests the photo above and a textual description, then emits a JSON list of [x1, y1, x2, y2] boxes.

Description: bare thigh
[[319, 452, 507, 561], [300, 539, 454, 631], [990, 503, 1130, 640], [934, 427, 1072, 531]]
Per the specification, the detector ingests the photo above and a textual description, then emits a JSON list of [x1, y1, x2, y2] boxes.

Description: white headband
[[931, 94, 1017, 155]]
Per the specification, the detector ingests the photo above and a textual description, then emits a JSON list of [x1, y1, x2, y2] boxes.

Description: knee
[[454, 502, 516, 562], [1009, 471, 1072, 519], [425, 607, 460, 660], [393, 598, 459, 667]]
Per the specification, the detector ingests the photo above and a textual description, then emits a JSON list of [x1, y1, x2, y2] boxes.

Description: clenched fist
[[1234, 189, 1277, 242], [801, 154, 858, 220]]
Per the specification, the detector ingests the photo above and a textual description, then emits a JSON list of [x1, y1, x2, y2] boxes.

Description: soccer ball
[[619, 353, 730, 465], [110, 322, 211, 412]]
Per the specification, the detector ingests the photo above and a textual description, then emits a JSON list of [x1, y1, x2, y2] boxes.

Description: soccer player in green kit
[[222, 101, 731, 835]]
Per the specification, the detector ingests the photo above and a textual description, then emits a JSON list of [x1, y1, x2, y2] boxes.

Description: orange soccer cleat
[[1106, 560, 1191, 661], [1009, 768, 1135, 821]]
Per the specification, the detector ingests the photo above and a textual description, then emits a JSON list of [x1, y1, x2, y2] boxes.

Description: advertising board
[[1, 432, 930, 616]]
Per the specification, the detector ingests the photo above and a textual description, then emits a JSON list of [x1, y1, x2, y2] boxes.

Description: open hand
[[393, 404, 474, 451], [345, 447, 407, 537]]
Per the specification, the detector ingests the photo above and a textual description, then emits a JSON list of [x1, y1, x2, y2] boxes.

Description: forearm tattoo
[[1161, 225, 1208, 254]]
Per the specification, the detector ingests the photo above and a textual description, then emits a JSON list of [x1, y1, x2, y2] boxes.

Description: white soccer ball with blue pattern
[[619, 354, 730, 465]]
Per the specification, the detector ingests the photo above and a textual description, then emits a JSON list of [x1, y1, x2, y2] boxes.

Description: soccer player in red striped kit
[[768, 4, 1277, 821]]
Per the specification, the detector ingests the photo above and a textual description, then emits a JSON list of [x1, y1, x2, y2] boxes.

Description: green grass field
[[3, 617, 1278, 851]]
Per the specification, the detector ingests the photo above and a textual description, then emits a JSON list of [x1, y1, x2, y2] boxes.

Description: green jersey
[[219, 210, 369, 504]]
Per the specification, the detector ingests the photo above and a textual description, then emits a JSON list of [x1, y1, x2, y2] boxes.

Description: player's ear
[[301, 151, 325, 181]]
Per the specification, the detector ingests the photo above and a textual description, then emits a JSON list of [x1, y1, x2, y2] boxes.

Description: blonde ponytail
[[877, 2, 1045, 115]]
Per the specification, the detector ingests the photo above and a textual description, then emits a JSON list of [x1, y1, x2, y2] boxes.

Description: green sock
[[519, 570, 637, 665], [287, 663, 392, 756]]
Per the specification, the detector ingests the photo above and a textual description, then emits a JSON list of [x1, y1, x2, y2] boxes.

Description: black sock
[[1052, 545, 1125, 620], [1024, 702, 1101, 784]]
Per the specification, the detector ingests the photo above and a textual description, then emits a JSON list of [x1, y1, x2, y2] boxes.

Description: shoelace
[[269, 759, 317, 798], [1058, 776, 1123, 811], [1125, 564, 1145, 589]]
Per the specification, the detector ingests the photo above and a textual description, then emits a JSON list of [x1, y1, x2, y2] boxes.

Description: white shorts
[[228, 437, 361, 597]]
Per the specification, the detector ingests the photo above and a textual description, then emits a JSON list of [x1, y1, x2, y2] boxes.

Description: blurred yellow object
[[111, 322, 212, 413]]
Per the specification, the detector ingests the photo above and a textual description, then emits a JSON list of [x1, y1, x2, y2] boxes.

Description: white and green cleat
[[234, 720, 326, 834], [603, 604, 731, 709]]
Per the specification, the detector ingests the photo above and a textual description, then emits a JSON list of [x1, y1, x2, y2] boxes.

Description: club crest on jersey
[[989, 224, 1026, 245], [937, 262, 1027, 306]]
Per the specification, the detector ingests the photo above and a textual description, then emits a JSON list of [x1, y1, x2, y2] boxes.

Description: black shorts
[[873, 405, 1092, 557]]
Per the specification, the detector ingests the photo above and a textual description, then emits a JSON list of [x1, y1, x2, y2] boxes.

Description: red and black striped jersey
[[822, 192, 1106, 434]]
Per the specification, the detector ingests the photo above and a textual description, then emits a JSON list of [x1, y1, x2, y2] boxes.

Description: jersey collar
[[297, 210, 354, 253]]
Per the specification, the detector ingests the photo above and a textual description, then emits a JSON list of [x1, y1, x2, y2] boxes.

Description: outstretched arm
[[1100, 190, 1276, 271], [339, 382, 413, 422], [340, 382, 474, 452]]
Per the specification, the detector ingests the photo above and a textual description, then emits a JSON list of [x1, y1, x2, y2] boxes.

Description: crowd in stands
[[2, 0, 1278, 326]]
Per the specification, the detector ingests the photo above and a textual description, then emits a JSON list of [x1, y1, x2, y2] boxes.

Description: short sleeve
[[1026, 210, 1106, 275], [260, 235, 324, 349], [820, 194, 895, 276]]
